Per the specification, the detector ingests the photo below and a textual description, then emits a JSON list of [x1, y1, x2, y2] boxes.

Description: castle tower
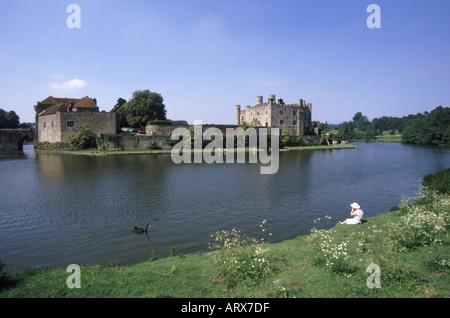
[[256, 96, 263, 104], [297, 109, 304, 135], [236, 105, 241, 125]]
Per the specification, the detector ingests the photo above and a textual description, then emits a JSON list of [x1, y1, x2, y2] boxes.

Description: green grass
[[63, 148, 173, 155], [375, 131, 402, 143], [39, 145, 357, 156], [42, 148, 259, 156], [1, 184, 448, 298]]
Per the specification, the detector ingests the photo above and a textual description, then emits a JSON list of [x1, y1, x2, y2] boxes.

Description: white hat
[[350, 202, 360, 209]]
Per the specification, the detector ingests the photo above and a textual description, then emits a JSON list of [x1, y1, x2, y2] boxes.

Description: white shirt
[[353, 209, 364, 221]]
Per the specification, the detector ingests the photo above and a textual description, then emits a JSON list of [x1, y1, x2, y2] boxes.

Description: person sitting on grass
[[338, 202, 364, 224]]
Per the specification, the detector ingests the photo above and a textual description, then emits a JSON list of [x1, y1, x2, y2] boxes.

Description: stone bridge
[[0, 129, 35, 150]]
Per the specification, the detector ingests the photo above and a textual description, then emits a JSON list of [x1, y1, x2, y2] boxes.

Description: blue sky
[[0, 0, 449, 124]]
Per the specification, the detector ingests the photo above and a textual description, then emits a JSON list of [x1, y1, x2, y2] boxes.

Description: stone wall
[[0, 129, 34, 150], [37, 114, 59, 142], [38, 111, 119, 143], [59, 111, 118, 142], [95, 128, 321, 151], [100, 134, 171, 150], [146, 124, 240, 137]]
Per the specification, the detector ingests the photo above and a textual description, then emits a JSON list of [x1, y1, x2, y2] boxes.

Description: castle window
[[43, 122, 46, 128], [293, 120, 297, 125], [280, 110, 283, 115], [67, 121, 75, 127], [280, 120, 284, 125]]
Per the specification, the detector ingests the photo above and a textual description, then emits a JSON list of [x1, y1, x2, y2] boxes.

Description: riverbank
[[1, 169, 448, 298], [34, 143, 357, 156], [284, 144, 357, 151]]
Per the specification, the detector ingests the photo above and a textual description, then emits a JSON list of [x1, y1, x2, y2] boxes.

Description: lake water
[[0, 143, 449, 269]]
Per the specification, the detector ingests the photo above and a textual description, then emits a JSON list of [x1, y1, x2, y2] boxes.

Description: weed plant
[[208, 220, 273, 289]]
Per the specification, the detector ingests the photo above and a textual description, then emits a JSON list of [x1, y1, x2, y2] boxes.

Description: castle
[[235, 94, 315, 135], [35, 96, 118, 143]]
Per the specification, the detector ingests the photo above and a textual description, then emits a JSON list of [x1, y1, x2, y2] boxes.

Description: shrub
[[146, 141, 161, 150], [67, 124, 97, 150], [0, 258, 5, 281], [165, 137, 182, 147], [34, 141, 68, 151], [310, 225, 356, 276], [147, 120, 172, 126], [208, 220, 273, 288], [390, 193, 448, 250], [422, 168, 450, 194]]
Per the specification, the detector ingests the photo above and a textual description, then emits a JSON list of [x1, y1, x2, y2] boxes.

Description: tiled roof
[[40, 96, 59, 105], [38, 96, 98, 116], [38, 103, 70, 116], [55, 97, 83, 106], [73, 96, 98, 109]]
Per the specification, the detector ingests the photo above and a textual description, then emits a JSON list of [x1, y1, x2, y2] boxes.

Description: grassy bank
[[36, 144, 357, 156], [375, 132, 402, 143], [284, 144, 357, 151], [0, 171, 448, 298]]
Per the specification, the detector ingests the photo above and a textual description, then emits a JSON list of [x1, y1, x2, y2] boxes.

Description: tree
[[250, 118, 261, 127], [0, 109, 8, 128], [281, 126, 293, 148], [0, 108, 20, 128], [125, 90, 167, 128], [339, 121, 355, 140], [113, 98, 129, 128], [402, 106, 450, 145], [364, 127, 377, 141], [111, 98, 127, 112], [5, 111, 20, 128], [116, 103, 129, 128], [352, 112, 370, 131]]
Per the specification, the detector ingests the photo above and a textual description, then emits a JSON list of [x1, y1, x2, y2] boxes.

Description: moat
[[0, 142, 449, 269]]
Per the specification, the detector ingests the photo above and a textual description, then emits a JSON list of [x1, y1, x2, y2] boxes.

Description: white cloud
[[50, 78, 88, 90], [49, 73, 63, 79]]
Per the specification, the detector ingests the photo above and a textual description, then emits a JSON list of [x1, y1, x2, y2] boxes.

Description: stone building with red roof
[[35, 96, 118, 143]]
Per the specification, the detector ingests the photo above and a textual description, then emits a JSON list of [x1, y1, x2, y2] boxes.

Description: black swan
[[134, 223, 151, 233]]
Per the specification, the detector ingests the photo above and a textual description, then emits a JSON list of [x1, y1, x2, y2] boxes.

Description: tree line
[[0, 109, 20, 128], [323, 105, 449, 146], [401, 106, 450, 146], [0, 108, 34, 129]]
